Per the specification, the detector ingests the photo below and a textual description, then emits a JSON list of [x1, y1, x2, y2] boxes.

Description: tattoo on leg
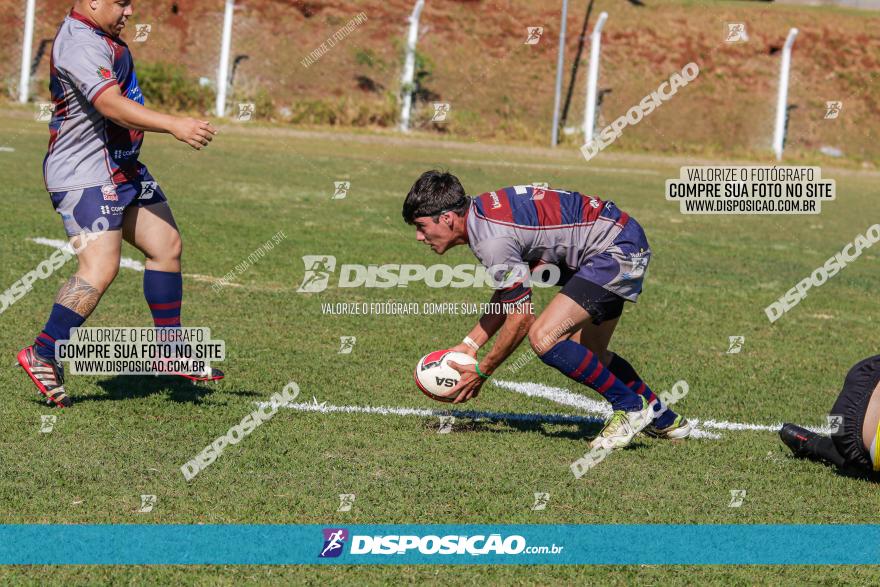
[[55, 276, 102, 316]]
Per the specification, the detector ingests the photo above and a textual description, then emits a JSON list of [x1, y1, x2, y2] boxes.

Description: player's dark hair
[[402, 170, 468, 224]]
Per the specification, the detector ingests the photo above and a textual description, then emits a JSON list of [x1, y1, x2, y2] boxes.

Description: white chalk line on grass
[[29, 237, 237, 287], [492, 379, 834, 437], [261, 378, 833, 441], [257, 400, 607, 426], [264, 398, 718, 440], [493, 379, 612, 416], [492, 379, 731, 439]]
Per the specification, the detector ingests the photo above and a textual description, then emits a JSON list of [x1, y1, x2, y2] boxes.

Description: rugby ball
[[414, 350, 478, 402]]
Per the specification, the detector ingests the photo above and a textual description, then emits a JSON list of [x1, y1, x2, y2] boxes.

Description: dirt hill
[[1, 0, 877, 163]]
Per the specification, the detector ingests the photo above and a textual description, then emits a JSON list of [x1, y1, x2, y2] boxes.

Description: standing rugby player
[[403, 171, 690, 449], [18, 0, 222, 408]]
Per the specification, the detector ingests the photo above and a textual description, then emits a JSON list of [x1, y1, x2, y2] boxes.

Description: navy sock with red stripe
[[539, 340, 643, 411], [608, 352, 678, 429], [34, 304, 87, 361], [144, 269, 182, 327]]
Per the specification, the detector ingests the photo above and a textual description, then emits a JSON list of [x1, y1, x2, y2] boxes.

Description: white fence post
[[216, 0, 235, 118], [582, 11, 608, 143], [550, 0, 569, 147], [399, 0, 426, 132], [18, 0, 36, 103], [773, 28, 798, 161]]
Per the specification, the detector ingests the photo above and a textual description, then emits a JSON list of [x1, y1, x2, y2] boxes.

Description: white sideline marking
[[258, 401, 607, 426], [494, 379, 720, 439], [493, 379, 612, 416], [266, 378, 832, 441], [29, 237, 239, 287], [265, 399, 720, 440], [492, 379, 834, 436]]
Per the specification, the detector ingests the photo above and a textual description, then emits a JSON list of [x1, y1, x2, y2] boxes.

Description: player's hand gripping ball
[[414, 350, 478, 402]]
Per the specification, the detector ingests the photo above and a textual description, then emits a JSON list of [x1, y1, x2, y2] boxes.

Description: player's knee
[[147, 232, 182, 264], [168, 233, 182, 261], [99, 265, 120, 291], [161, 231, 182, 262], [528, 323, 564, 356]]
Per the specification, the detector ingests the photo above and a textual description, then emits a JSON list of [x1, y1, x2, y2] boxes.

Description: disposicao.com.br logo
[[296, 255, 561, 293], [318, 528, 563, 558]]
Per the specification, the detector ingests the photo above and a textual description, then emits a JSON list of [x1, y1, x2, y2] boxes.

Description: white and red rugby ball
[[414, 349, 478, 402]]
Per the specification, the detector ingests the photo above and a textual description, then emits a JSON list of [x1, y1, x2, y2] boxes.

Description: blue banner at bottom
[[0, 524, 876, 565]]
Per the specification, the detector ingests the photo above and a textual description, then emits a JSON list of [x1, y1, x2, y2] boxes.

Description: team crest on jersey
[[101, 184, 118, 201], [97, 66, 113, 80]]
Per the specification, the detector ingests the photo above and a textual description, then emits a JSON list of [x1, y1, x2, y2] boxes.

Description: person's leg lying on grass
[[781, 355, 880, 474]]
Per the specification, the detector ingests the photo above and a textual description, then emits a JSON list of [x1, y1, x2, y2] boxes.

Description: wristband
[[463, 336, 480, 351], [475, 363, 491, 379]]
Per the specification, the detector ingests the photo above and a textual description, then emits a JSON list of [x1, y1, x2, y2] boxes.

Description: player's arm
[[448, 257, 536, 403], [474, 302, 535, 375], [94, 86, 216, 150], [448, 245, 531, 358], [448, 297, 534, 404], [448, 291, 508, 357]]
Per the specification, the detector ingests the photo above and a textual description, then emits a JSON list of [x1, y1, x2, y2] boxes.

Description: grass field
[[1, 107, 879, 584]]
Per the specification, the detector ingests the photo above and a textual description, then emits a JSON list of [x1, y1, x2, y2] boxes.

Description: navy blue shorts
[[830, 356, 880, 470], [570, 217, 651, 303], [556, 217, 651, 324], [49, 167, 167, 237]]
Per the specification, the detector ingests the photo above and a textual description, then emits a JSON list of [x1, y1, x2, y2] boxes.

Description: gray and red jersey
[[465, 185, 632, 303], [43, 10, 145, 192]]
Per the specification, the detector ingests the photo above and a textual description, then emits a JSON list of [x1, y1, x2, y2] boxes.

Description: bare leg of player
[[529, 294, 651, 449], [571, 319, 689, 438], [122, 202, 181, 273], [18, 229, 122, 407], [528, 293, 588, 353], [60, 229, 122, 314], [123, 202, 222, 381], [567, 318, 619, 364]]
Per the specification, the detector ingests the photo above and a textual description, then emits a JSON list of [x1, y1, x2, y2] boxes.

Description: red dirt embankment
[[1, 0, 877, 162]]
